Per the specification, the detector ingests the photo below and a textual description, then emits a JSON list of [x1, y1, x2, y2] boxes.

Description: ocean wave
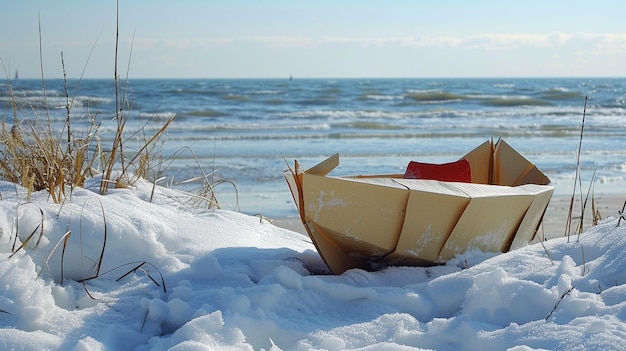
[[170, 88, 222, 96], [492, 83, 516, 89], [1, 91, 114, 112], [2, 88, 63, 97], [1, 95, 69, 109], [157, 127, 625, 141], [221, 94, 250, 102], [404, 91, 466, 102], [137, 111, 177, 120], [296, 96, 338, 105], [251, 90, 283, 95], [185, 109, 227, 117], [321, 87, 342, 94], [481, 96, 552, 107], [540, 88, 585, 100], [275, 109, 410, 119], [264, 98, 285, 105], [359, 93, 403, 101], [337, 121, 401, 130], [168, 123, 332, 132], [273, 107, 610, 120], [596, 175, 625, 184], [77, 96, 114, 107]]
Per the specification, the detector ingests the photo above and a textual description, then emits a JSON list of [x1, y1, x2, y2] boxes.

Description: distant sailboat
[[289, 74, 292, 81], [14, 70, 18, 80]]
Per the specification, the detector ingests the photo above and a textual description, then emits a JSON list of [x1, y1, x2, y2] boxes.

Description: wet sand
[[539, 195, 625, 240]]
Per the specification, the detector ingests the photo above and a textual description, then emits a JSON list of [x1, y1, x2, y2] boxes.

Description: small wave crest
[[404, 91, 466, 102], [482, 97, 552, 107], [251, 90, 282, 95], [276, 110, 410, 119], [541, 88, 584, 100], [137, 111, 177, 121], [186, 109, 227, 117], [221, 94, 250, 102], [264, 98, 285, 105], [338, 121, 400, 130], [359, 93, 403, 101], [170, 88, 221, 96]]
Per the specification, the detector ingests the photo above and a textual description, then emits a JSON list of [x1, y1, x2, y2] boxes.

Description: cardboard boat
[[284, 139, 554, 274]]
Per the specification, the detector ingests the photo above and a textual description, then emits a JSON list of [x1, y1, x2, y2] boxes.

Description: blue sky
[[2, 0, 626, 79]]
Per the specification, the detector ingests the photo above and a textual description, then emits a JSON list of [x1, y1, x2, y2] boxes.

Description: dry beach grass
[[0, 5, 230, 283]]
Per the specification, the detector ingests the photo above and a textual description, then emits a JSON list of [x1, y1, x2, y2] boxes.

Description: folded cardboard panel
[[304, 218, 370, 273], [494, 140, 551, 186], [461, 140, 493, 184], [437, 182, 536, 261], [301, 174, 408, 255], [390, 179, 471, 263], [461, 139, 551, 187], [284, 170, 369, 274], [508, 184, 554, 250]]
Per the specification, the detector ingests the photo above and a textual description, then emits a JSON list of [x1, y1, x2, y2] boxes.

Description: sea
[[2, 77, 625, 219]]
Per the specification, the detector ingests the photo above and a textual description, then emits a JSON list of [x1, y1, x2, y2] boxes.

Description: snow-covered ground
[[1, 178, 625, 350]]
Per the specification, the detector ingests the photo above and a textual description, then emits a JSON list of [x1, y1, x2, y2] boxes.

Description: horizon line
[[5, 75, 626, 81]]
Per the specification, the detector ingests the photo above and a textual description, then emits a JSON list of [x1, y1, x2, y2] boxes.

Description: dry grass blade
[[80, 261, 166, 293], [93, 198, 107, 278], [81, 282, 97, 300], [100, 0, 127, 194], [149, 176, 167, 202], [136, 265, 164, 290], [254, 213, 272, 224], [539, 237, 554, 265], [115, 262, 146, 282], [76, 198, 108, 281], [576, 170, 596, 241], [37, 12, 50, 125], [536, 222, 554, 265], [546, 285, 574, 320], [60, 229, 71, 281], [565, 96, 588, 241], [592, 192, 600, 226], [99, 116, 128, 194], [123, 113, 176, 181], [207, 179, 238, 210], [9, 203, 45, 258], [617, 200, 626, 227], [0, 60, 18, 124], [37, 231, 71, 280], [8, 223, 41, 259], [164, 146, 235, 210], [141, 309, 149, 333]]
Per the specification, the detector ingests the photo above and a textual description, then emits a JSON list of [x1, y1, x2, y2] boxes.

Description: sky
[[1, 0, 626, 79]]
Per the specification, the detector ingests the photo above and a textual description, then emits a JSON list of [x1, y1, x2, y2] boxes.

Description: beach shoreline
[[272, 194, 626, 242]]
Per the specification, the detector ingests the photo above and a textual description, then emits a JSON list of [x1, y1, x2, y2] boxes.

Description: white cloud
[[132, 32, 626, 53]]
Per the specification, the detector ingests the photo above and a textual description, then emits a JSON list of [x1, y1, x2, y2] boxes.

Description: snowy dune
[[1, 178, 626, 350]]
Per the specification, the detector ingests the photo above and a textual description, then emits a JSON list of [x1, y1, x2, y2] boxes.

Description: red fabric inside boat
[[404, 159, 471, 182]]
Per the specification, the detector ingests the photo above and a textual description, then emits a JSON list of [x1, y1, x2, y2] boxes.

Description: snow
[[1, 177, 626, 351]]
